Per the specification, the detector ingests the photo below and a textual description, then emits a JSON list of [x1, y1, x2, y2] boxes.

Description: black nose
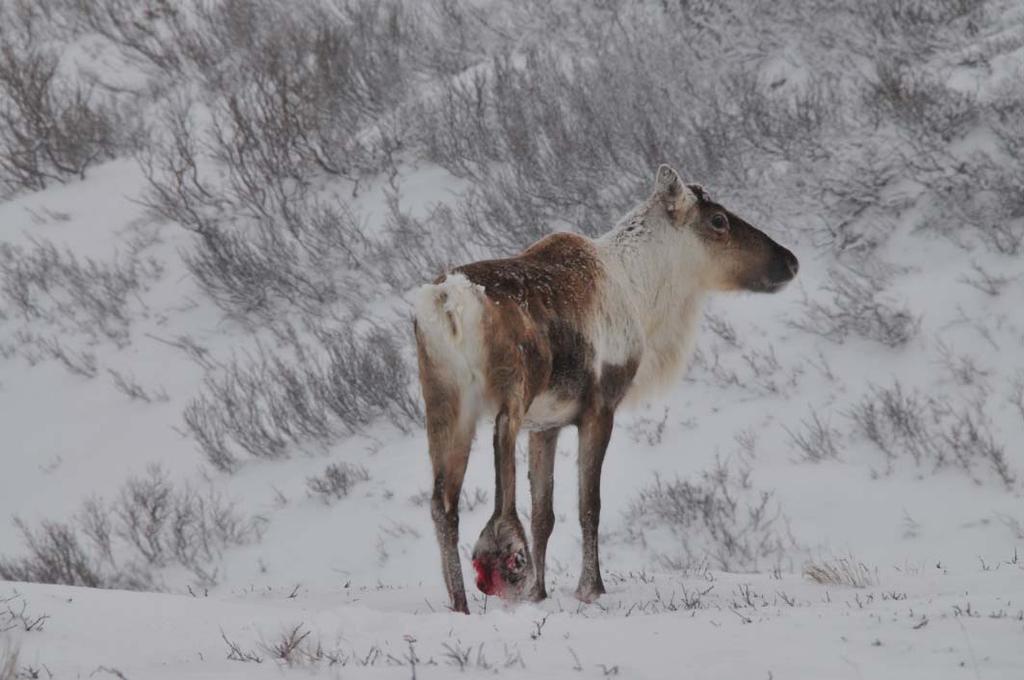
[[783, 248, 799, 278]]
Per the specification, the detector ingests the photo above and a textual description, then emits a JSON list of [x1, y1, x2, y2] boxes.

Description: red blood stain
[[472, 558, 505, 597]]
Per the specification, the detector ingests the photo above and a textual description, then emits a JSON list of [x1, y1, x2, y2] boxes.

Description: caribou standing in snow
[[413, 165, 798, 613]]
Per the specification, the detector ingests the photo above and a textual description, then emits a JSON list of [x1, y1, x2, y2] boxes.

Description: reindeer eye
[[506, 550, 526, 572], [710, 214, 728, 232]]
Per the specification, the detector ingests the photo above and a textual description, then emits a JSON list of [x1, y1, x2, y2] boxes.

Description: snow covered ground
[[2, 1, 1023, 678], [6, 564, 1023, 679]]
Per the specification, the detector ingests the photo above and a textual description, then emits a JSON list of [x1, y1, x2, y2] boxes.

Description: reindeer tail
[[413, 273, 489, 393]]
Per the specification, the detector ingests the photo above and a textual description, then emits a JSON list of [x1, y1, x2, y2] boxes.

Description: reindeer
[[413, 164, 798, 614]]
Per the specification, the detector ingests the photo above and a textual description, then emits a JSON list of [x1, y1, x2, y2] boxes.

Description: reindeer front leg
[[428, 427, 474, 614], [472, 404, 533, 601], [576, 407, 614, 603], [528, 428, 559, 601]]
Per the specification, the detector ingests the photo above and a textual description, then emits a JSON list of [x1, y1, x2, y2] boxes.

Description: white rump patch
[[413, 273, 492, 424]]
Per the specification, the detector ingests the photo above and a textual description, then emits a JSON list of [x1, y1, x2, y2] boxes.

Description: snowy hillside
[[2, 0, 1023, 678]]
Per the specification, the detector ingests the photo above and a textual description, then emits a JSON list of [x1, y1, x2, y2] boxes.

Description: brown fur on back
[[448, 233, 609, 418], [450, 233, 600, 323]]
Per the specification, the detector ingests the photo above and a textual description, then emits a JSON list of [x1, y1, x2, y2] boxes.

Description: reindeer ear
[[654, 164, 681, 197], [653, 164, 698, 215]]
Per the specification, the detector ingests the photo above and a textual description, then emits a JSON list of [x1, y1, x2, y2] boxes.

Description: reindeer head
[[471, 516, 532, 600], [652, 164, 798, 293]]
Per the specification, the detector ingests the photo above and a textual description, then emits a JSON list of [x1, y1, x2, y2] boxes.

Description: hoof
[[574, 581, 605, 604], [527, 583, 548, 602]]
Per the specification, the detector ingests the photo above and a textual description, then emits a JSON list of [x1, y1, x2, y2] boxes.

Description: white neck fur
[[596, 199, 706, 403]]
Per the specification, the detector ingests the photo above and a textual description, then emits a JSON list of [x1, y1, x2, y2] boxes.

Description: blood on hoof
[[472, 557, 506, 597], [472, 546, 530, 600]]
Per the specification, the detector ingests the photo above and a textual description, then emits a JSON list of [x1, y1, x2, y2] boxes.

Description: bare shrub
[[624, 459, 793, 573], [0, 21, 120, 196], [792, 266, 919, 347], [959, 261, 1012, 296], [375, 195, 475, 293], [0, 238, 162, 347], [956, 91, 1024, 255], [222, 630, 264, 664], [261, 624, 312, 665], [108, 368, 165, 402], [804, 556, 875, 588], [184, 321, 420, 471], [0, 592, 49, 633], [739, 343, 791, 396], [903, 77, 1024, 256], [458, 487, 488, 512], [703, 311, 739, 348], [0, 518, 103, 587], [136, 99, 225, 237], [785, 410, 842, 463], [224, 624, 352, 668], [417, 14, 841, 253], [142, 100, 399, 320], [857, 0, 983, 55], [79, 497, 115, 566], [848, 381, 1015, 488], [866, 59, 976, 143], [935, 340, 990, 388], [999, 514, 1024, 540], [1010, 373, 1024, 424], [182, 226, 319, 318], [0, 466, 264, 589], [624, 408, 670, 447], [937, 402, 1013, 488], [114, 466, 174, 565], [134, 1, 456, 320], [409, 487, 487, 512], [730, 70, 843, 160], [688, 339, 795, 398], [977, 91, 1024, 254], [173, 182, 474, 321], [178, 201, 378, 319], [64, 0, 184, 73], [36, 336, 98, 378], [182, 402, 236, 472], [307, 462, 370, 502], [850, 381, 933, 471], [189, 0, 417, 140], [420, 48, 675, 251], [813, 142, 905, 254]]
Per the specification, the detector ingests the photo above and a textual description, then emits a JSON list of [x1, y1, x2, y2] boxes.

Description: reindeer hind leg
[[429, 422, 473, 614], [418, 329, 475, 614]]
